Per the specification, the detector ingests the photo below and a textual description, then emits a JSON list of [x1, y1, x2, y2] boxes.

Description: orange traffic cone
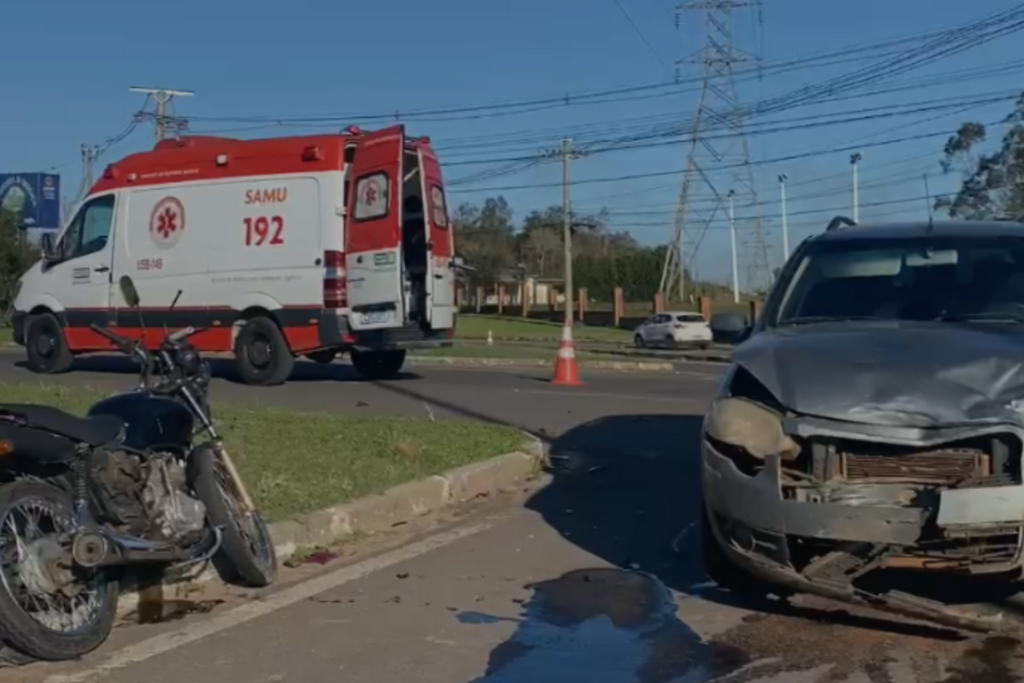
[[551, 318, 583, 386]]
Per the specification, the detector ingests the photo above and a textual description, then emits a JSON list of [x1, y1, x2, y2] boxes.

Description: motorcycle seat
[[0, 404, 124, 447]]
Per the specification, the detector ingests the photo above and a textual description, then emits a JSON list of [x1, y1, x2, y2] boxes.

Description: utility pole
[[130, 86, 194, 141], [81, 144, 99, 192], [544, 138, 585, 324], [728, 190, 739, 304], [778, 173, 790, 261], [661, 0, 771, 303], [850, 152, 862, 222]]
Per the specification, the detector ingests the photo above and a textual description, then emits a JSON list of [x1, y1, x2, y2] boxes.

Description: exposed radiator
[[841, 449, 989, 484]]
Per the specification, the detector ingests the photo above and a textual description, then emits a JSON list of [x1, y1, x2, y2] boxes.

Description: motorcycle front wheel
[[189, 445, 278, 587], [0, 481, 119, 661]]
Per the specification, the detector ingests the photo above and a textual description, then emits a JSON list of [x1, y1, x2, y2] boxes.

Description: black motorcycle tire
[[0, 481, 119, 662], [189, 445, 277, 588]]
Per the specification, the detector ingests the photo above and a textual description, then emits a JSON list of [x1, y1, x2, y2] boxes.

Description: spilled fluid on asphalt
[[459, 568, 746, 683], [457, 568, 1024, 682]]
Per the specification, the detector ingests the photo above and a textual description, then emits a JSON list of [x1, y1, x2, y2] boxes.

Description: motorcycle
[[0, 276, 277, 661]]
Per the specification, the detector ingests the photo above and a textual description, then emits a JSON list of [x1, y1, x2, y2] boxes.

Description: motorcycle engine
[[90, 449, 207, 541]]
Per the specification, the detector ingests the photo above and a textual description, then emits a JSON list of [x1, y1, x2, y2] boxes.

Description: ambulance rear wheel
[[25, 313, 74, 375], [350, 349, 406, 381], [234, 317, 294, 386]]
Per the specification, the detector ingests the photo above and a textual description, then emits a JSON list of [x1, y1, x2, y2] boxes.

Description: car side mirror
[[119, 275, 141, 308], [710, 312, 751, 344]]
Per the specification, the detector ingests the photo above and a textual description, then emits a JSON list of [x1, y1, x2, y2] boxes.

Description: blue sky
[[3, 0, 1022, 284]]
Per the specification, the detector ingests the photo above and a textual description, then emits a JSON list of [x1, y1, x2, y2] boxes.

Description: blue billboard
[[0, 173, 61, 231]]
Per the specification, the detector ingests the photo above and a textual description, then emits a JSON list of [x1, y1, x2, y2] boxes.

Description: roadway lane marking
[[44, 518, 503, 683], [672, 371, 718, 381], [510, 388, 707, 404]]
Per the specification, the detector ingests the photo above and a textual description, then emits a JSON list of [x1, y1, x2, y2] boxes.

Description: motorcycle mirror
[[119, 275, 141, 308]]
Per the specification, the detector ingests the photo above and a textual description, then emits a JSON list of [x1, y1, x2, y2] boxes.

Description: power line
[[441, 90, 1017, 170], [610, 0, 675, 76], [130, 86, 194, 141], [184, 8, 1024, 127], [448, 118, 1007, 193]]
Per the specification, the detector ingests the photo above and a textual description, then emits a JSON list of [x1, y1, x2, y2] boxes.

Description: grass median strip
[[0, 381, 526, 522], [456, 315, 630, 343]]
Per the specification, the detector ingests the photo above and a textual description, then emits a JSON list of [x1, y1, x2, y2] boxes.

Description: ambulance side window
[[429, 185, 448, 229], [353, 172, 389, 222], [62, 195, 115, 261]]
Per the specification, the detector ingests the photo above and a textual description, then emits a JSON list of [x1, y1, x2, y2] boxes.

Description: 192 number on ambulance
[[244, 216, 284, 246]]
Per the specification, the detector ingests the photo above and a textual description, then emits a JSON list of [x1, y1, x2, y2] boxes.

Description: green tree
[[936, 93, 1024, 219], [0, 210, 40, 315], [452, 196, 515, 283]]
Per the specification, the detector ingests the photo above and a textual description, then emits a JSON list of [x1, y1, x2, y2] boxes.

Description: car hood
[[733, 322, 1024, 427]]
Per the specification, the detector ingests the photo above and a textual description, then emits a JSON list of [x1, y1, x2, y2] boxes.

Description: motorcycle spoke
[[0, 497, 106, 635]]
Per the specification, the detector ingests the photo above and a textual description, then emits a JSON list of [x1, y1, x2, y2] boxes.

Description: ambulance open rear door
[[345, 125, 406, 331]]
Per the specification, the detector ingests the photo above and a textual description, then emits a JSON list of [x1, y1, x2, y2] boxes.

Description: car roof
[[810, 218, 1024, 244], [662, 311, 704, 317]]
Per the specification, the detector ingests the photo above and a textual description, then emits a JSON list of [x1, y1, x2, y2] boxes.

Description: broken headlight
[[705, 397, 800, 461]]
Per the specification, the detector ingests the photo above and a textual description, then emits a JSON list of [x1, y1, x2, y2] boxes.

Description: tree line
[[452, 198, 739, 302]]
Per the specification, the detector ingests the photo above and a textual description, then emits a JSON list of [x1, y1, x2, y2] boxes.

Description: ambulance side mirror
[[39, 233, 60, 263], [119, 275, 141, 308]]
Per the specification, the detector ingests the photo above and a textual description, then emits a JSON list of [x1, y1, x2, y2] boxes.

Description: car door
[[46, 193, 118, 335], [640, 315, 661, 343]]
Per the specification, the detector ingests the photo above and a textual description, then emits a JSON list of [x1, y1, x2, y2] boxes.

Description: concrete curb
[[408, 354, 732, 370], [116, 438, 545, 619], [407, 355, 682, 372]]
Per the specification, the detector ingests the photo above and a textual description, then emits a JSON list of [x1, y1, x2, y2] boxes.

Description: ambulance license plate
[[360, 311, 390, 325]]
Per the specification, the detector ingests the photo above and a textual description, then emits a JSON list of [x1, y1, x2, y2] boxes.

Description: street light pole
[[728, 189, 739, 304], [778, 173, 790, 260], [850, 153, 862, 222]]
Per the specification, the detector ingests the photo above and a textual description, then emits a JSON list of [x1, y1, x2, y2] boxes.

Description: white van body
[[11, 126, 457, 385]]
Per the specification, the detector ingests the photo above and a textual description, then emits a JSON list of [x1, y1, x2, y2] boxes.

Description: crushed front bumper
[[701, 427, 1024, 632]]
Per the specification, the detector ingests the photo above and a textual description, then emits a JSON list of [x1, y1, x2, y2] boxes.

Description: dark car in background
[[700, 217, 1024, 632]]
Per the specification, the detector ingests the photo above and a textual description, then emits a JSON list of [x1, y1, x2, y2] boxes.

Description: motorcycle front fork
[[208, 439, 257, 513]]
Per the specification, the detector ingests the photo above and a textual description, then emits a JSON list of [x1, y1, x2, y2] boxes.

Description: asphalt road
[[2, 352, 1020, 682], [0, 350, 720, 438]]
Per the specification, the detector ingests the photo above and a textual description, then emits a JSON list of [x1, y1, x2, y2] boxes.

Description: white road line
[[672, 371, 718, 381], [44, 519, 500, 683], [510, 388, 706, 404]]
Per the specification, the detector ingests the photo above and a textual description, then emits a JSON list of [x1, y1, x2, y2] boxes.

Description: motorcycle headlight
[[176, 346, 202, 376], [705, 397, 799, 460]]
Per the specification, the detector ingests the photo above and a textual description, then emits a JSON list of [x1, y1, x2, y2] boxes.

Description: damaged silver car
[[701, 216, 1024, 632]]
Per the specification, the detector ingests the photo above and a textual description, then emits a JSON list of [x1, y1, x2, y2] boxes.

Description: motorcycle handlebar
[[167, 326, 198, 343], [89, 324, 135, 354]]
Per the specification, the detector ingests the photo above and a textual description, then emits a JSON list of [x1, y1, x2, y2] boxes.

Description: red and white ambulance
[[10, 125, 458, 385]]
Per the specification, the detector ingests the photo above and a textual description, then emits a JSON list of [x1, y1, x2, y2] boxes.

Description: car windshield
[[773, 235, 1024, 326]]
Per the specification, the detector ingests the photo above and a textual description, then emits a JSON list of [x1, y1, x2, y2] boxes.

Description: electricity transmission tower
[[659, 0, 771, 303], [129, 86, 194, 141]]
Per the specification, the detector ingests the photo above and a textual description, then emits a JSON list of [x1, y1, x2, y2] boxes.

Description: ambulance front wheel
[[25, 313, 74, 375], [350, 349, 407, 381], [233, 316, 295, 386]]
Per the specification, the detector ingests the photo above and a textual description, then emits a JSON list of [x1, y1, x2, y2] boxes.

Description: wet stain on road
[[460, 568, 1024, 682], [461, 568, 745, 683]]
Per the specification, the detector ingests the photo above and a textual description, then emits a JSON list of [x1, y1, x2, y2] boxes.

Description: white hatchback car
[[634, 311, 713, 349]]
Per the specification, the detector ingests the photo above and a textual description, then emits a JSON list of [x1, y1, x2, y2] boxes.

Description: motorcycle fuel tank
[[88, 392, 195, 451]]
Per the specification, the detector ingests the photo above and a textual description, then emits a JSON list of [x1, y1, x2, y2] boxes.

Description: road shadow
[[20, 356, 424, 385], [521, 414, 979, 646], [525, 414, 707, 590]]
